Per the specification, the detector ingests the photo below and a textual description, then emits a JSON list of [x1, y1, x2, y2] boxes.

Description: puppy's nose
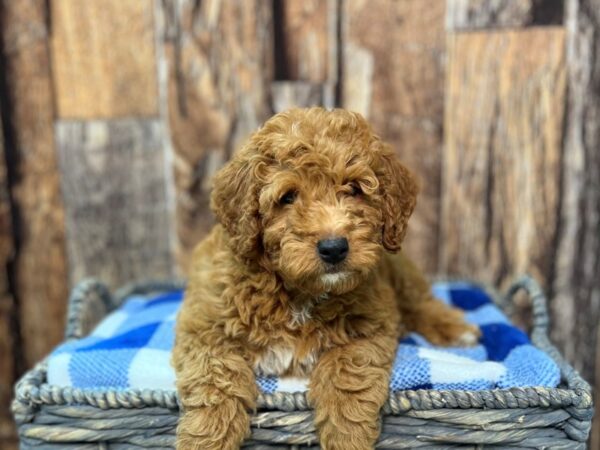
[[317, 238, 349, 264]]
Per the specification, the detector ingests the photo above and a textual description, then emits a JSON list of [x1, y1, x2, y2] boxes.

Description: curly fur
[[173, 108, 479, 450]]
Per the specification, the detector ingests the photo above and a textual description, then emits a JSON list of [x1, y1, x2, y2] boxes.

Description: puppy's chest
[[245, 294, 351, 377], [252, 342, 319, 377]]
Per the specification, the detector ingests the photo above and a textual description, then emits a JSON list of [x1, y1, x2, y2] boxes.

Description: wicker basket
[[12, 276, 593, 449]]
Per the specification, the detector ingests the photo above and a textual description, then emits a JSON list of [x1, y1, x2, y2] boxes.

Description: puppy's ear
[[378, 148, 418, 252], [210, 147, 263, 261]]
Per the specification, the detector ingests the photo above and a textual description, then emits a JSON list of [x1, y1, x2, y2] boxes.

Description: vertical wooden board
[[271, 81, 325, 113], [446, 0, 564, 31], [277, 0, 334, 82], [51, 0, 159, 118], [272, 0, 338, 108], [561, 1, 600, 445], [56, 120, 174, 288], [596, 327, 600, 450], [342, 0, 446, 274], [160, 0, 273, 272], [441, 29, 566, 287], [0, 112, 17, 448], [1, 0, 69, 368]]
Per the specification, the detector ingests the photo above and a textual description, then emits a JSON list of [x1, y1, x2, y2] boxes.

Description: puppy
[[173, 107, 479, 450]]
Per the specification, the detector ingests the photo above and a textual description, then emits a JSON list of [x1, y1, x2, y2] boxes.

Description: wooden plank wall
[[0, 2, 68, 447], [442, 29, 566, 292], [51, 0, 175, 287], [0, 0, 598, 447], [161, 0, 274, 271], [343, 0, 446, 273], [562, 1, 600, 445], [0, 96, 16, 447]]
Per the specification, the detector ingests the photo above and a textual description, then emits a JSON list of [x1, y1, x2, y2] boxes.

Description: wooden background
[[1, 0, 598, 447]]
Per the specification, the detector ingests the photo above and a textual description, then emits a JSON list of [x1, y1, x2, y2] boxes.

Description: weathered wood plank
[[446, 0, 564, 31], [271, 81, 325, 113], [160, 0, 274, 272], [276, 0, 334, 82], [0, 91, 17, 450], [274, 0, 338, 107], [342, 0, 446, 274], [50, 0, 159, 118], [560, 1, 600, 446], [1, 0, 69, 369], [596, 330, 600, 450], [441, 28, 566, 300], [56, 120, 174, 288]]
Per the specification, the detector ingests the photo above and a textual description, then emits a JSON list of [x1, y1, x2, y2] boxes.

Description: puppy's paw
[[319, 421, 378, 450], [176, 398, 250, 450], [312, 378, 385, 450], [454, 324, 481, 346], [425, 322, 481, 347]]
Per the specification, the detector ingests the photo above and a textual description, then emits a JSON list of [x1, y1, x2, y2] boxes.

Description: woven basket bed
[[12, 276, 593, 449]]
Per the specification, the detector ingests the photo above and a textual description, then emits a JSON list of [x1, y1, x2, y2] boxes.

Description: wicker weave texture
[[12, 276, 594, 449]]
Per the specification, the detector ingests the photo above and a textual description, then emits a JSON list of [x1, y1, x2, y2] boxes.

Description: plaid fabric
[[47, 282, 560, 394]]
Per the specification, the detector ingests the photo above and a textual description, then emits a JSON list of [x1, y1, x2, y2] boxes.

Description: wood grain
[[441, 28, 566, 299], [160, 0, 274, 272], [561, 1, 600, 446], [1, 0, 69, 370], [446, 0, 564, 30], [275, 0, 338, 107], [0, 95, 17, 450], [342, 0, 446, 274], [56, 120, 174, 288], [271, 81, 325, 113], [50, 0, 158, 118], [276, 0, 335, 82]]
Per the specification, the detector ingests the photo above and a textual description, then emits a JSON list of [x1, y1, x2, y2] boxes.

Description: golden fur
[[173, 108, 479, 450]]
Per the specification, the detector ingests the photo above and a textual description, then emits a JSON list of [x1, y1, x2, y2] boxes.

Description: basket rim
[[13, 359, 593, 413], [12, 275, 594, 424]]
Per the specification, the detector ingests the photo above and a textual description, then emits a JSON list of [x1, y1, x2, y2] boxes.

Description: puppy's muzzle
[[317, 238, 349, 264]]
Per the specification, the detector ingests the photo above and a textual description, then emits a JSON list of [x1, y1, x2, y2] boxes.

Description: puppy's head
[[211, 108, 417, 295]]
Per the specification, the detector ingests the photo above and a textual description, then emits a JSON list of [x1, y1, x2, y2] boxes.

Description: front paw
[[176, 398, 250, 450], [311, 383, 386, 450], [426, 321, 481, 347], [453, 324, 481, 346], [318, 418, 379, 450]]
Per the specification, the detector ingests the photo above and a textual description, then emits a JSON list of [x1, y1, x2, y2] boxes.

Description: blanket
[[47, 281, 560, 393]]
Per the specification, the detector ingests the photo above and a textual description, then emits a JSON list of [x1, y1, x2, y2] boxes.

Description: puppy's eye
[[279, 190, 297, 205], [348, 182, 362, 197]]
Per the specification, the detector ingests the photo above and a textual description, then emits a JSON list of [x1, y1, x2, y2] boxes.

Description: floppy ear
[[210, 147, 263, 261], [377, 148, 418, 252]]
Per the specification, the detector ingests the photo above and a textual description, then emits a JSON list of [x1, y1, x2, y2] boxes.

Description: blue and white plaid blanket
[[47, 282, 560, 393]]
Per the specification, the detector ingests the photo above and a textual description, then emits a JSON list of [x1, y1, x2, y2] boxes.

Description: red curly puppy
[[173, 107, 479, 450]]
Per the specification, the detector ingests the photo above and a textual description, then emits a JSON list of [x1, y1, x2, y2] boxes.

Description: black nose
[[317, 238, 349, 264]]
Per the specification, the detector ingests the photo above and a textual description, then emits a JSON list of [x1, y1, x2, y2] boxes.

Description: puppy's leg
[[308, 334, 397, 450], [392, 256, 479, 346], [402, 298, 481, 346], [399, 287, 481, 347], [173, 332, 258, 450]]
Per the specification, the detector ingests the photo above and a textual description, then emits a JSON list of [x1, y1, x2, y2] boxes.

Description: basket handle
[[64, 278, 114, 340], [65, 279, 186, 340], [504, 275, 592, 392], [504, 275, 549, 340]]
